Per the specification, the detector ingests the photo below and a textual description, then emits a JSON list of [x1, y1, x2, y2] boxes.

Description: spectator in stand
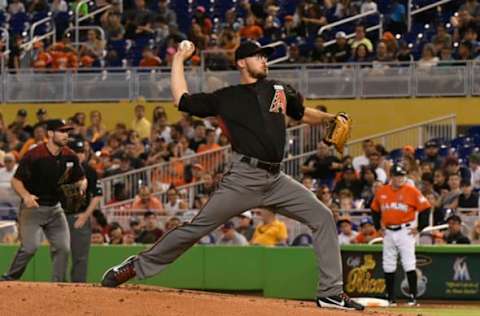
[[136, 211, 164, 244], [433, 168, 449, 195], [193, 6, 213, 35], [240, 14, 264, 40], [385, 0, 406, 34], [189, 22, 209, 52], [402, 154, 421, 186], [250, 208, 288, 246], [373, 41, 394, 63], [132, 104, 152, 140], [18, 123, 47, 159], [361, 0, 377, 13], [459, 0, 480, 23], [36, 108, 48, 124], [443, 214, 470, 244], [337, 217, 358, 245], [432, 24, 453, 53], [131, 185, 165, 214], [123, 232, 136, 244], [164, 187, 188, 215], [353, 139, 375, 172], [301, 141, 341, 189], [338, 189, 356, 212], [468, 153, 480, 190], [309, 36, 328, 63], [396, 40, 414, 62], [353, 217, 379, 244], [441, 173, 462, 209], [471, 220, 480, 244], [189, 122, 207, 152], [334, 164, 363, 200], [108, 222, 124, 244], [165, 216, 182, 232], [457, 40, 473, 61], [367, 151, 388, 183], [444, 156, 471, 183], [418, 44, 439, 69], [359, 165, 378, 205], [197, 129, 221, 153], [282, 15, 299, 38], [155, 0, 177, 28], [317, 185, 340, 213], [236, 211, 255, 241], [349, 25, 373, 53], [86, 110, 107, 145], [327, 32, 351, 63], [303, 2, 327, 36], [140, 47, 162, 67], [422, 191, 446, 226], [349, 43, 371, 62], [107, 182, 128, 204], [302, 175, 315, 192], [79, 30, 105, 60], [8, 109, 32, 141], [0, 153, 18, 196], [421, 140, 443, 169], [457, 179, 479, 210], [8, 0, 25, 14], [91, 228, 106, 244], [129, 217, 143, 240], [288, 43, 309, 63], [216, 221, 249, 246]]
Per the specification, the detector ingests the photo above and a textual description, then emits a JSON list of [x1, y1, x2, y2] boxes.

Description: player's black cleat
[[101, 255, 137, 287], [407, 294, 418, 306], [0, 274, 14, 281], [388, 300, 397, 307], [316, 293, 365, 311]]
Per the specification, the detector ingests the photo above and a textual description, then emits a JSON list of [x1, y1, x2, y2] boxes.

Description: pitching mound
[[0, 282, 407, 316]]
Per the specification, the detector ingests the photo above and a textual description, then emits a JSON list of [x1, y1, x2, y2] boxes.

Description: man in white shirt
[[338, 218, 358, 245], [361, 0, 377, 13], [353, 139, 376, 172], [216, 221, 249, 246], [0, 153, 17, 190], [469, 153, 480, 191]]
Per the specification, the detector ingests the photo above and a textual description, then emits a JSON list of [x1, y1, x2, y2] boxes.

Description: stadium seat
[[291, 233, 313, 246]]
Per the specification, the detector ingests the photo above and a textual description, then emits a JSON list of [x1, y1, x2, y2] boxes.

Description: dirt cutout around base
[[0, 282, 409, 316]]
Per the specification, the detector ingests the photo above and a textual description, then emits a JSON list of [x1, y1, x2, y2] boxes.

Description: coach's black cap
[[235, 40, 274, 61], [446, 214, 462, 224], [36, 108, 47, 115], [46, 119, 74, 132], [17, 109, 27, 117], [390, 163, 407, 176]]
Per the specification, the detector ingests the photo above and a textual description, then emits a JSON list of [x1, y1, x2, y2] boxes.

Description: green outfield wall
[[1, 245, 479, 300]]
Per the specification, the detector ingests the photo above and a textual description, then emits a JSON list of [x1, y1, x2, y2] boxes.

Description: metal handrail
[[65, 25, 106, 52], [318, 9, 380, 36], [407, 0, 456, 31], [19, 16, 56, 55], [75, 0, 111, 47], [346, 114, 457, 146], [323, 19, 384, 48]]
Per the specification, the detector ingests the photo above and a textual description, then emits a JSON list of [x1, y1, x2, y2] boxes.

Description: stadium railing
[[1, 61, 480, 102], [99, 123, 325, 206], [100, 114, 456, 211]]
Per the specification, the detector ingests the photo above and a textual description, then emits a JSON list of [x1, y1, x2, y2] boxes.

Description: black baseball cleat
[[0, 274, 14, 281], [101, 255, 137, 288], [388, 300, 397, 307], [407, 294, 418, 306], [316, 293, 365, 311]]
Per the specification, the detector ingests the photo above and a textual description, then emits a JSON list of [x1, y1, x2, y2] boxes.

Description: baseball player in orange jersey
[[371, 163, 431, 306]]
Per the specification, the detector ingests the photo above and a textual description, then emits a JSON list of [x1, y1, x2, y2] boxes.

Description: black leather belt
[[240, 156, 281, 174], [386, 223, 411, 231]]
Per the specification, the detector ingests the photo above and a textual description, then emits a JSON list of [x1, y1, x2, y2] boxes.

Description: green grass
[[373, 307, 480, 316]]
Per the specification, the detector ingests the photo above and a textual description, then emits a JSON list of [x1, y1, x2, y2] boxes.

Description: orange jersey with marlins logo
[[371, 184, 431, 226]]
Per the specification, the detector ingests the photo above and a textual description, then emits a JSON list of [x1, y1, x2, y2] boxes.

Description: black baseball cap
[[36, 108, 47, 115], [17, 109, 27, 117], [68, 139, 85, 153], [424, 139, 439, 148], [46, 119, 74, 132], [446, 214, 462, 224], [390, 163, 407, 176], [234, 40, 274, 62]]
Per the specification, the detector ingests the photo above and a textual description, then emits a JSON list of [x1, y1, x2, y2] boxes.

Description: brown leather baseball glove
[[323, 112, 352, 156]]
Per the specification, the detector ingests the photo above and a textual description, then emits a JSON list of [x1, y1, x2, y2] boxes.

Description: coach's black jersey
[[179, 78, 304, 163]]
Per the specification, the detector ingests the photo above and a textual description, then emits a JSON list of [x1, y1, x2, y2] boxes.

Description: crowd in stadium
[[0, 103, 480, 246], [1, 0, 480, 70]]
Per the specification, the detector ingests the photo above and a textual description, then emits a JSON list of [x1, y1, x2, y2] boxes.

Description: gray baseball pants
[[134, 153, 343, 297], [66, 213, 91, 282], [4, 204, 70, 282]]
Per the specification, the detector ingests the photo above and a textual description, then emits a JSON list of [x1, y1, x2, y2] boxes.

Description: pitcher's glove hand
[[323, 112, 352, 156]]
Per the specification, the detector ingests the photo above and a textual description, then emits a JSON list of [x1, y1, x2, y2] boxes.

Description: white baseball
[[179, 40, 194, 51]]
